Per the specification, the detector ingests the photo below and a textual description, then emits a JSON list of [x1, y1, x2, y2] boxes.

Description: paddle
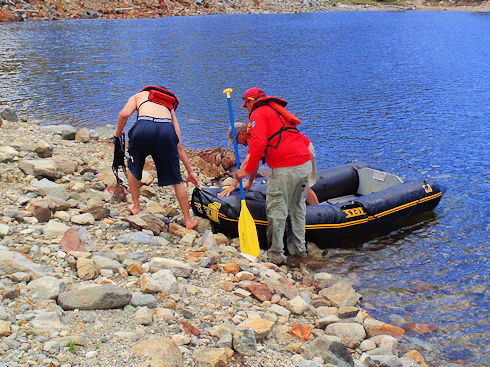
[[223, 88, 260, 258]]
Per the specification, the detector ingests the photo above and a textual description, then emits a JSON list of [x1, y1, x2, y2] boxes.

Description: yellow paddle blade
[[238, 199, 260, 258]]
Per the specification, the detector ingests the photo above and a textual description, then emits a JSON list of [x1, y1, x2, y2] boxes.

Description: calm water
[[1, 12, 489, 365]]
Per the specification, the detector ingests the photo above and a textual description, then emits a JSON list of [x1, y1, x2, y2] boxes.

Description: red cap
[[240, 87, 266, 108]]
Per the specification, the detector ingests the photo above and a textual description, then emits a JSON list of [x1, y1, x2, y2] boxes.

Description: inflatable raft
[[191, 162, 444, 248]]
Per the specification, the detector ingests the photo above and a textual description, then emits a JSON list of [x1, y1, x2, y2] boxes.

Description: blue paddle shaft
[[226, 96, 245, 201]]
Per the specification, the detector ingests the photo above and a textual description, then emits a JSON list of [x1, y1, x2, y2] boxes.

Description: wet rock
[[57, 285, 132, 310], [363, 317, 405, 339]]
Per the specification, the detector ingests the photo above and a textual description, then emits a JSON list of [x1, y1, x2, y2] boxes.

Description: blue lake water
[[1, 11, 489, 365]]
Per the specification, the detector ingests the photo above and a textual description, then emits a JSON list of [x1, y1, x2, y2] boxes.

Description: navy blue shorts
[[127, 116, 183, 187]]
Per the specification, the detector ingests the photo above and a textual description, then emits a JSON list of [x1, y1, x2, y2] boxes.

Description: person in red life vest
[[219, 122, 319, 206], [234, 87, 313, 265], [113, 86, 200, 229]]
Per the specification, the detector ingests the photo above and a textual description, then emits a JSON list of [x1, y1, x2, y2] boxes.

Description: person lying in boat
[[225, 87, 313, 265], [219, 122, 319, 206], [113, 86, 200, 230]]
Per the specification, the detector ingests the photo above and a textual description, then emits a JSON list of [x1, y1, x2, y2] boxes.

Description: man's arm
[[114, 95, 138, 137]]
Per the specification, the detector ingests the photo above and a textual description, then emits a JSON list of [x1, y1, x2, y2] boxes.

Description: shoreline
[[0, 0, 489, 22], [0, 109, 442, 366]]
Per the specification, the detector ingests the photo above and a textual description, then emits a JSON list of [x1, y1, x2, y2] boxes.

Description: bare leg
[[174, 182, 198, 230], [128, 171, 142, 215], [306, 188, 319, 206]]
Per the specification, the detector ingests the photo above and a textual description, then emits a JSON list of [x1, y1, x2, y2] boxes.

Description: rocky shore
[[0, 0, 488, 22], [0, 107, 438, 367]]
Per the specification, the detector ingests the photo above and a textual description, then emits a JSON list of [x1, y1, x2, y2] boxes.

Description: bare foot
[[128, 203, 140, 215], [185, 217, 199, 230]]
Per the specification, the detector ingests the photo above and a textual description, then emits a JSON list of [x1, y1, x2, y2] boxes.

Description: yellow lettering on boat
[[423, 184, 433, 193], [343, 207, 366, 218], [205, 202, 222, 223]]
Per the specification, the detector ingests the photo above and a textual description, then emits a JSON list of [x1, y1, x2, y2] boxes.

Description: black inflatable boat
[[191, 162, 444, 248]]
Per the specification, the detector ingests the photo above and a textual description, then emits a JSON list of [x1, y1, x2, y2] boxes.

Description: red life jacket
[[249, 96, 301, 154], [139, 86, 179, 111]]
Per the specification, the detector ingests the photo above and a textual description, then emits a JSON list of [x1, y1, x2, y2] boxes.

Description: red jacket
[[245, 104, 311, 173]]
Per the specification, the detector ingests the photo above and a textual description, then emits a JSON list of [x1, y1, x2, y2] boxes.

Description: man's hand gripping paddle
[[223, 88, 260, 258]]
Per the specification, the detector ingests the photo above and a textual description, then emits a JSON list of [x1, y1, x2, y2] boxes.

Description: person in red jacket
[[234, 88, 313, 265]]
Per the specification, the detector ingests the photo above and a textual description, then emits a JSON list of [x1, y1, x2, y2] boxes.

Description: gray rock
[[131, 292, 158, 308], [117, 232, 169, 246], [27, 276, 60, 300], [134, 306, 153, 326], [57, 285, 131, 310], [0, 250, 49, 279], [0, 224, 9, 238], [61, 126, 78, 140], [302, 335, 354, 367], [152, 269, 178, 295], [1, 107, 18, 122], [30, 312, 63, 335], [0, 306, 9, 320], [149, 257, 193, 278], [325, 322, 366, 348], [19, 159, 62, 180], [43, 220, 70, 238], [296, 360, 322, 367], [91, 255, 122, 271], [232, 328, 256, 356], [29, 178, 67, 199]]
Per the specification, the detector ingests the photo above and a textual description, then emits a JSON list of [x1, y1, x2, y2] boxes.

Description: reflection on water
[[1, 12, 489, 365]]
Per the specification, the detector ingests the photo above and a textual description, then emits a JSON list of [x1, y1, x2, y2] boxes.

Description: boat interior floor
[[325, 194, 359, 205]]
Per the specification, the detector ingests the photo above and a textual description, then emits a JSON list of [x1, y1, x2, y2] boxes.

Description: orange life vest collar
[[249, 96, 301, 125], [139, 86, 179, 111]]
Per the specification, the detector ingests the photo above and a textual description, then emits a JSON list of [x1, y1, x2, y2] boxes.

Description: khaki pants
[[266, 160, 312, 255]]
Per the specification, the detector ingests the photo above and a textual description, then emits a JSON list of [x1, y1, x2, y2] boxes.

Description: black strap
[[112, 134, 127, 186], [264, 115, 299, 157]]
